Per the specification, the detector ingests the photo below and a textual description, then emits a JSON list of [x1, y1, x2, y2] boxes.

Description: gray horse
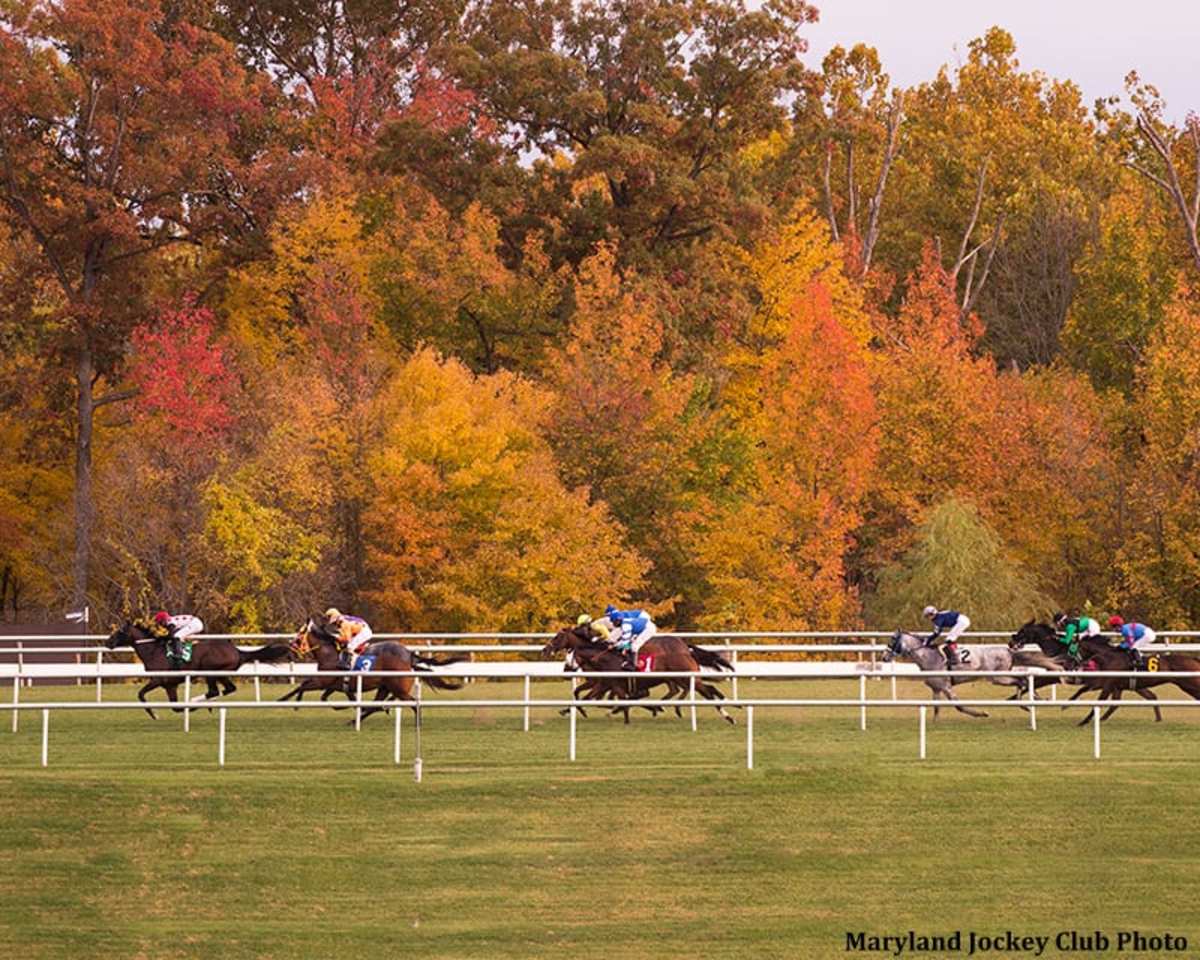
[[882, 630, 1039, 718]]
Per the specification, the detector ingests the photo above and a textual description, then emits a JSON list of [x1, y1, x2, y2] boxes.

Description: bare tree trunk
[[860, 93, 904, 275], [73, 345, 95, 611], [1127, 113, 1200, 273], [822, 140, 839, 242]]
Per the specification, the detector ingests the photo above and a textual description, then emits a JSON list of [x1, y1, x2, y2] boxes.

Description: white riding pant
[[169, 616, 204, 640], [630, 623, 657, 653], [1127, 628, 1156, 651], [941, 615, 970, 644]]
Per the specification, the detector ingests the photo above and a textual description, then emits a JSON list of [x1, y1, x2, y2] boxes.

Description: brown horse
[[542, 625, 737, 725], [105, 620, 292, 719], [277, 617, 353, 704], [285, 617, 467, 723], [1067, 635, 1200, 724]]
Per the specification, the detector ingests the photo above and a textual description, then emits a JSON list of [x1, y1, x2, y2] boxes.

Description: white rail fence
[[6, 663, 1200, 778]]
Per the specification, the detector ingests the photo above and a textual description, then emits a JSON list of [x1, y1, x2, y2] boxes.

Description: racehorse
[[278, 617, 354, 704], [1066, 635, 1200, 725], [284, 617, 467, 723], [883, 631, 1041, 719], [1010, 620, 1170, 722], [105, 620, 291, 719], [542, 625, 737, 725]]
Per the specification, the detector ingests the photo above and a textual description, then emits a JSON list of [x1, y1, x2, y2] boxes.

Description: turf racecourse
[[1, 678, 1198, 959]]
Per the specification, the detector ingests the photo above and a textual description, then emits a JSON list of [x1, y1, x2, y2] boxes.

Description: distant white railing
[[6, 663, 1199, 776]]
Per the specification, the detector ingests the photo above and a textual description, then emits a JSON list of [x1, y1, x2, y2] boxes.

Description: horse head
[[1009, 619, 1054, 651], [541, 626, 580, 659], [291, 616, 338, 659], [104, 622, 136, 650], [882, 630, 914, 662]]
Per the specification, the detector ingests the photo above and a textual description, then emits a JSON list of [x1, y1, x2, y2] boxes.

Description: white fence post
[[523, 675, 530, 733], [354, 674, 362, 731], [689, 674, 697, 732], [919, 706, 927, 760], [1027, 673, 1037, 731], [95, 649, 103, 703], [41, 708, 49, 767], [859, 675, 867, 731], [730, 647, 739, 701], [10, 676, 17, 734], [890, 674, 897, 701], [1093, 706, 1101, 759], [568, 698, 577, 761], [184, 674, 191, 733], [746, 705, 754, 770], [413, 677, 423, 783], [394, 703, 402, 765], [218, 707, 227, 767], [253, 663, 262, 703]]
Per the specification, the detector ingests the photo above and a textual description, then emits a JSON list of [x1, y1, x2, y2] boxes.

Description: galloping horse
[[105, 621, 291, 719], [1068, 635, 1200, 724], [883, 631, 1040, 719], [542, 625, 737, 725], [285, 617, 467, 723], [1011, 620, 1172, 722]]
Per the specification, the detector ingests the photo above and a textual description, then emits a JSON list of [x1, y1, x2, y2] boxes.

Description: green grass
[[1, 677, 1198, 959]]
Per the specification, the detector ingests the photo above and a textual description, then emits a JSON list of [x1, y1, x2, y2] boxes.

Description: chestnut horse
[[284, 617, 467, 723], [542, 625, 736, 725], [105, 620, 291, 719]]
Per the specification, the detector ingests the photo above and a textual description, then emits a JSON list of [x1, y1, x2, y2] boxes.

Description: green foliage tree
[[865, 497, 1050, 630]]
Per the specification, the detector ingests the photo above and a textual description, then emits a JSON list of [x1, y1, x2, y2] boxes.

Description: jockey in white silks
[[154, 610, 204, 663]]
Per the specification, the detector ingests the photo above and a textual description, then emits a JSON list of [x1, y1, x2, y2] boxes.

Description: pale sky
[[803, 0, 1199, 119]]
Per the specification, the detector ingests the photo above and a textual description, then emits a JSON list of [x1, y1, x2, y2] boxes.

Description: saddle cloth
[[635, 653, 655, 673], [352, 654, 377, 672]]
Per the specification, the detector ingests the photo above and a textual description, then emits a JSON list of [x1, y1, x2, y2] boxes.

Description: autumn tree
[[451, 0, 816, 269], [367, 349, 647, 629], [0, 0, 291, 610]]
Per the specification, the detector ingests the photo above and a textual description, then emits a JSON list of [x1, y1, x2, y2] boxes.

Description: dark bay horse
[[105, 621, 291, 719], [285, 618, 466, 723], [1010, 621, 1177, 723], [1069, 635, 1200, 724], [542, 625, 736, 725]]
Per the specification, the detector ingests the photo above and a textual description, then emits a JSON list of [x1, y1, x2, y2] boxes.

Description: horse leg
[[220, 677, 237, 697], [164, 683, 182, 715], [1076, 684, 1112, 726], [698, 681, 736, 725], [1133, 686, 1162, 722], [354, 686, 392, 724], [1099, 683, 1125, 723], [138, 680, 160, 720], [945, 684, 988, 719], [1062, 684, 1092, 710]]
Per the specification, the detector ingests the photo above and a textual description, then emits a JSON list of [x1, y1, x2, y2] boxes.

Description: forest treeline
[[1, 0, 1198, 631]]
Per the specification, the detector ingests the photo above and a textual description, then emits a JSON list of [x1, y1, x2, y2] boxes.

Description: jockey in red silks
[[153, 610, 204, 664], [1108, 616, 1156, 668]]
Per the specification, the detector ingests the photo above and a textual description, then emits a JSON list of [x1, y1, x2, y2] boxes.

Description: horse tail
[[240, 643, 292, 663], [687, 644, 735, 672], [411, 650, 470, 669], [411, 651, 466, 690]]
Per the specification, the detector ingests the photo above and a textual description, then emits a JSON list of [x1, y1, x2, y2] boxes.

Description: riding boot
[[944, 644, 960, 669], [623, 649, 636, 671]]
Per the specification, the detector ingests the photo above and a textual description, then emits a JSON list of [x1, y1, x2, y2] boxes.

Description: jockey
[[153, 610, 204, 665], [325, 607, 373, 669], [576, 612, 613, 642], [922, 605, 970, 668], [1053, 611, 1099, 663], [605, 604, 657, 670], [1108, 616, 1156, 668]]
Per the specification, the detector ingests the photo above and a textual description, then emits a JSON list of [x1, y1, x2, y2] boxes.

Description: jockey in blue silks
[[922, 605, 971, 669], [604, 604, 658, 670]]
